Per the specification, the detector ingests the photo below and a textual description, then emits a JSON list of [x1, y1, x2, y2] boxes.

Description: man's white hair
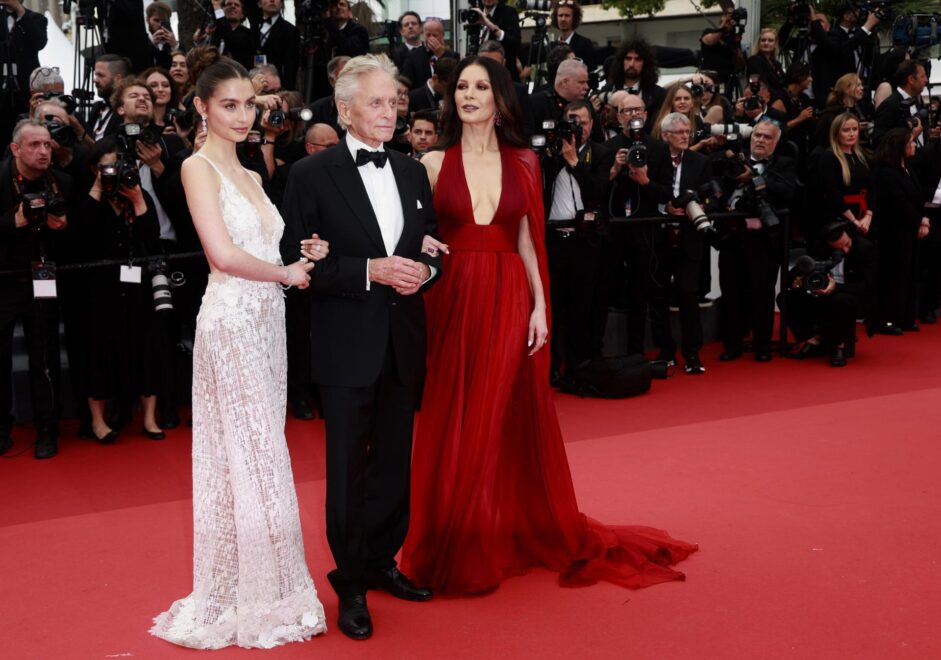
[[334, 54, 398, 130], [555, 58, 587, 86], [29, 67, 64, 93], [660, 112, 690, 134]]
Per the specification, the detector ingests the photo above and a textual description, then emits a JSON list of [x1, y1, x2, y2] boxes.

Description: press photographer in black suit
[[910, 132, 941, 323], [199, 0, 256, 71], [699, 6, 746, 99], [819, 2, 880, 98], [872, 60, 929, 147], [716, 117, 796, 362], [392, 11, 423, 70], [601, 92, 673, 356], [551, 0, 593, 66], [782, 223, 877, 367], [468, 0, 522, 82], [0, 121, 72, 460], [532, 59, 603, 143], [408, 56, 456, 114], [651, 113, 711, 374], [326, 0, 369, 58], [541, 100, 609, 386], [87, 56, 130, 141], [253, 0, 300, 90]]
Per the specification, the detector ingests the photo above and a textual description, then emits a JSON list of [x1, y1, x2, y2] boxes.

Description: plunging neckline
[[197, 153, 278, 241], [459, 145, 506, 227]]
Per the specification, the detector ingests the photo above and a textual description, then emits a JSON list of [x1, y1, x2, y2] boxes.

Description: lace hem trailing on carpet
[[150, 587, 327, 650]]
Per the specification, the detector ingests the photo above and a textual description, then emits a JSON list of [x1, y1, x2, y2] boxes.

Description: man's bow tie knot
[[356, 149, 388, 168]]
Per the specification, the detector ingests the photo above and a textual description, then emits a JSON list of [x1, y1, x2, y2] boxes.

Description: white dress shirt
[[346, 133, 404, 290], [548, 145, 586, 221]]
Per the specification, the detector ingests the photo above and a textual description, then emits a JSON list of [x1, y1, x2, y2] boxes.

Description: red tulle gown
[[402, 143, 698, 595]]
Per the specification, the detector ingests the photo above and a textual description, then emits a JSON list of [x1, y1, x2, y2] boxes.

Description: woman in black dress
[[816, 113, 872, 240], [872, 128, 928, 333], [79, 138, 166, 443]]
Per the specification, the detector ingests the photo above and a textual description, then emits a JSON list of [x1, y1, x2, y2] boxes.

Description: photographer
[[402, 18, 459, 91], [468, 0, 522, 82], [734, 77, 787, 126], [542, 100, 609, 386], [532, 59, 603, 143], [699, 6, 746, 99], [146, 1, 177, 70], [552, 0, 593, 66], [716, 117, 796, 362], [651, 113, 711, 374], [102, 0, 153, 74], [910, 134, 941, 324], [199, 0, 256, 71], [76, 137, 165, 443], [601, 93, 672, 356], [326, 0, 369, 58], [812, 2, 880, 108], [872, 60, 929, 147], [781, 223, 877, 367], [254, 0, 300, 91], [604, 39, 666, 132], [32, 99, 87, 182], [0, 120, 73, 459]]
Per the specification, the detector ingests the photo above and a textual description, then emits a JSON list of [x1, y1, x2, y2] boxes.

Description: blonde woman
[[816, 73, 868, 147], [818, 113, 872, 236], [746, 28, 786, 95]]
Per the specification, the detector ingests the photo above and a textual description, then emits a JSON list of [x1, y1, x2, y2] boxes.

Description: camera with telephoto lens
[[735, 175, 780, 228], [742, 95, 764, 112], [795, 253, 843, 292], [458, 0, 483, 24], [900, 95, 930, 129], [39, 91, 79, 115], [166, 107, 195, 130], [672, 190, 715, 233], [787, 0, 814, 28], [697, 122, 754, 143], [43, 121, 77, 147], [21, 190, 67, 228], [149, 259, 174, 313], [531, 117, 580, 157]]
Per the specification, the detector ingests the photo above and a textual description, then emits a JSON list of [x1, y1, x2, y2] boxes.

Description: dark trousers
[[783, 288, 863, 347], [718, 229, 781, 354], [616, 225, 657, 356], [878, 232, 918, 328], [918, 224, 941, 317], [650, 232, 703, 358], [318, 341, 416, 599], [547, 230, 604, 373], [285, 287, 313, 402], [0, 284, 61, 436]]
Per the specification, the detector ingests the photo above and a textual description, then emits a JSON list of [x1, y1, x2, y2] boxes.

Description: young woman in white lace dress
[[150, 58, 329, 650]]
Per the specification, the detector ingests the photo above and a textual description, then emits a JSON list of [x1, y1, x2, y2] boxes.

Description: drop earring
[[201, 115, 208, 132], [494, 110, 503, 127]]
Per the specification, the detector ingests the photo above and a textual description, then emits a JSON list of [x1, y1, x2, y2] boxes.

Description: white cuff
[[366, 258, 371, 291]]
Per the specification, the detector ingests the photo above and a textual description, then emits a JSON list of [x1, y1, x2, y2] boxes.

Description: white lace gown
[[150, 153, 326, 649]]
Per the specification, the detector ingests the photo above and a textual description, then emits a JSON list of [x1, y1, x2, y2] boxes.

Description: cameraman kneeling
[[0, 121, 72, 459], [543, 100, 609, 386], [781, 223, 877, 367]]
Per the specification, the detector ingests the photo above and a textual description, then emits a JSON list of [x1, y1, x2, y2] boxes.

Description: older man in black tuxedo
[[282, 54, 441, 642]]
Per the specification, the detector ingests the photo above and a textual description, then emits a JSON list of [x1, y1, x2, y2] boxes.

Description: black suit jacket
[[671, 149, 711, 259], [872, 90, 919, 146], [281, 145, 442, 388], [564, 32, 595, 68], [210, 19, 255, 71], [308, 95, 342, 136], [542, 140, 609, 219], [483, 4, 522, 81], [0, 9, 46, 94], [408, 83, 439, 113], [402, 46, 460, 90], [327, 19, 369, 58], [392, 43, 421, 71], [103, 0, 150, 73], [84, 101, 122, 139], [530, 89, 605, 143], [254, 16, 300, 90], [601, 132, 673, 220]]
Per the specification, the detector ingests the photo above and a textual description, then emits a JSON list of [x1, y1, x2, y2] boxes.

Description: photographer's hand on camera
[[627, 163, 650, 186], [135, 141, 165, 178], [0, 0, 25, 18], [918, 217, 930, 240], [561, 135, 579, 169], [609, 148, 628, 180]]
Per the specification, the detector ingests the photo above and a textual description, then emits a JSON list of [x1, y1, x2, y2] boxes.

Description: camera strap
[[118, 203, 143, 284]]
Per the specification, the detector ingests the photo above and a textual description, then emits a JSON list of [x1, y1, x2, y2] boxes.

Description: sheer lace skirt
[[151, 286, 326, 649]]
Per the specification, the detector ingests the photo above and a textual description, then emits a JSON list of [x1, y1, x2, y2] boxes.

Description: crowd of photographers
[[2, 0, 940, 459]]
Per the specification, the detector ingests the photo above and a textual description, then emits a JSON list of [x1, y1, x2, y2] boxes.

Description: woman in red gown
[[403, 57, 697, 595]]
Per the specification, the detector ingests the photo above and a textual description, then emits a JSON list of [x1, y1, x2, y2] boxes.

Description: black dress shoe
[[337, 595, 372, 641], [654, 351, 676, 367], [1, 435, 12, 455], [830, 347, 848, 367], [34, 435, 58, 459], [291, 399, 314, 421], [143, 427, 166, 440], [108, 411, 132, 431], [719, 349, 742, 362], [877, 323, 903, 336], [94, 429, 119, 445], [754, 351, 772, 363], [368, 567, 432, 601], [683, 353, 706, 375], [158, 409, 180, 430]]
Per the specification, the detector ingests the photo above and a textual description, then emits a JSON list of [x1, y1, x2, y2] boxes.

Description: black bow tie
[[356, 149, 388, 168], [750, 157, 768, 166]]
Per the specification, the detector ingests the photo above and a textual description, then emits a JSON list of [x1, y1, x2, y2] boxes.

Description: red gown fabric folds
[[403, 143, 697, 595]]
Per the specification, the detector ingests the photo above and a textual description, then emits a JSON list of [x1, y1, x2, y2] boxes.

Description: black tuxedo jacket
[[483, 4, 522, 82], [0, 9, 46, 94], [402, 46, 459, 90], [326, 19, 369, 58], [564, 32, 594, 68], [210, 19, 255, 71], [102, 0, 150, 73], [84, 101, 122, 139], [254, 17, 300, 90], [542, 140, 608, 220], [530, 89, 605, 143], [872, 90, 919, 145], [670, 149, 711, 259], [281, 145, 442, 388], [408, 83, 439, 113]]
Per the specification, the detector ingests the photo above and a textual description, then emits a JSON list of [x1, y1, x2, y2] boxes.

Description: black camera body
[[40, 91, 79, 115], [788, 0, 814, 28], [852, 0, 897, 23], [458, 0, 483, 24], [742, 95, 764, 112], [98, 157, 140, 195], [119, 122, 162, 152], [21, 191, 67, 228], [795, 253, 843, 292], [531, 118, 581, 157], [166, 108, 195, 130], [736, 175, 780, 228], [44, 121, 78, 148], [618, 117, 647, 171]]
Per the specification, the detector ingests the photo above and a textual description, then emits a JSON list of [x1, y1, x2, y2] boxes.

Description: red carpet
[[3, 327, 941, 658]]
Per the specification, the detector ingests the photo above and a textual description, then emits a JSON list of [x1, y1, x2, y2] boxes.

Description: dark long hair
[[874, 127, 913, 169], [608, 39, 659, 90], [437, 57, 527, 151], [140, 66, 181, 112]]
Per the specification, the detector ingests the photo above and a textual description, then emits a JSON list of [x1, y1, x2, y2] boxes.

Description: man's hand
[[561, 135, 578, 168], [46, 214, 67, 231], [254, 94, 282, 111], [0, 0, 25, 18], [393, 262, 430, 295], [136, 141, 165, 176], [812, 275, 836, 296], [665, 202, 686, 217], [627, 163, 649, 186], [734, 166, 754, 184], [426, 34, 446, 57], [13, 203, 28, 228], [369, 256, 425, 292], [919, 218, 930, 240], [791, 275, 804, 290], [863, 12, 880, 32], [610, 148, 628, 179]]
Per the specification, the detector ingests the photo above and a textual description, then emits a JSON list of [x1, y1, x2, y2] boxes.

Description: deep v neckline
[[197, 153, 278, 240], [459, 145, 506, 227]]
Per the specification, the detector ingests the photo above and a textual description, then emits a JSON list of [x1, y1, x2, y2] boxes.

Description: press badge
[[32, 261, 57, 299], [120, 265, 142, 284]]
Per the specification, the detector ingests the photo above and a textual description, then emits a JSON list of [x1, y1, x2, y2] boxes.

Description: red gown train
[[402, 143, 697, 595]]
